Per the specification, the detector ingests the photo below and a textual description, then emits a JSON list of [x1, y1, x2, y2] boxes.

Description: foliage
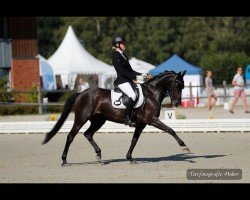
[[37, 17, 63, 58], [0, 105, 38, 115], [28, 84, 39, 103], [37, 17, 250, 84], [0, 77, 13, 102]]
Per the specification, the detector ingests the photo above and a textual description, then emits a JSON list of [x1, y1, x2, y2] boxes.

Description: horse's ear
[[181, 70, 187, 77]]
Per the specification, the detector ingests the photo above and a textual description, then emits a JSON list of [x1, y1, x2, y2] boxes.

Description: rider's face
[[119, 42, 126, 51]]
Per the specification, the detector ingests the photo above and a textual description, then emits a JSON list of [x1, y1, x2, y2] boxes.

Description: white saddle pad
[[111, 84, 144, 109]]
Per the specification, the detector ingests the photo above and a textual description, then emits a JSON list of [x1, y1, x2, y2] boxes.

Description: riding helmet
[[112, 36, 126, 46]]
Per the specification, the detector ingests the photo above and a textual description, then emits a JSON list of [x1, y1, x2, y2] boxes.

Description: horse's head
[[147, 70, 186, 107], [168, 70, 186, 107]]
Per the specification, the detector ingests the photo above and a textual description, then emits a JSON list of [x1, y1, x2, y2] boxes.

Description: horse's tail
[[42, 92, 80, 145]]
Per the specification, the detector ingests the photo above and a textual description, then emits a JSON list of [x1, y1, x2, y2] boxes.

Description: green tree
[[37, 17, 250, 83], [37, 17, 63, 58]]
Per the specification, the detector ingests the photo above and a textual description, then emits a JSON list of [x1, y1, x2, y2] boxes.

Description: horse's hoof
[[100, 161, 109, 165], [182, 146, 191, 153], [61, 162, 68, 167], [96, 155, 102, 162], [130, 160, 139, 165]]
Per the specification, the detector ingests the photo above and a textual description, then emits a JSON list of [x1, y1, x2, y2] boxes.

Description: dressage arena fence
[[0, 119, 250, 134]]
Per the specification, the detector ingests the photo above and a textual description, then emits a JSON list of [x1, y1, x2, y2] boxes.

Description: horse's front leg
[[150, 117, 191, 153], [126, 123, 146, 164]]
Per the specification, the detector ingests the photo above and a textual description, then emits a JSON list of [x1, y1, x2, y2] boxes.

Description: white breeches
[[118, 82, 136, 101]]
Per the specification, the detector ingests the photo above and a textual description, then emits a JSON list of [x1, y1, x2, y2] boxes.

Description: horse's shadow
[[65, 153, 227, 166], [103, 153, 226, 164]]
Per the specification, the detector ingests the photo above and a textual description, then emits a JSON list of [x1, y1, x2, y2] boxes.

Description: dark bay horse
[[42, 70, 190, 165]]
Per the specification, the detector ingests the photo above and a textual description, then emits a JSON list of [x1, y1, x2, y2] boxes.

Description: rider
[[112, 35, 143, 127]]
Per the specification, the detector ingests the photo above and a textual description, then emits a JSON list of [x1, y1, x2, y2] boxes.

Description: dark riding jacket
[[112, 50, 141, 86]]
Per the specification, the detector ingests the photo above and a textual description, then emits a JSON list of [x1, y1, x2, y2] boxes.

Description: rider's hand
[[145, 74, 153, 80], [133, 80, 139, 84], [144, 74, 149, 79]]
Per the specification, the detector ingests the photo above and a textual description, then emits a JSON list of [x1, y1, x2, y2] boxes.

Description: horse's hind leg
[[84, 116, 106, 162], [150, 117, 191, 153], [61, 120, 87, 166]]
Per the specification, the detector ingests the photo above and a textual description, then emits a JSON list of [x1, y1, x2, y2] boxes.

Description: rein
[[143, 81, 171, 97]]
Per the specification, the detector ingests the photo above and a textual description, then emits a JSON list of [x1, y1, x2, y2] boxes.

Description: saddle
[[114, 84, 139, 106], [111, 84, 144, 109]]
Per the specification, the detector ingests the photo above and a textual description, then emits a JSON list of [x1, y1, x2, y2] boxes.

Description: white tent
[[37, 54, 56, 90], [48, 25, 111, 89], [99, 57, 155, 89]]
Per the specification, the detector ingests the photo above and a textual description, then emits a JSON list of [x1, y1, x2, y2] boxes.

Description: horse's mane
[[146, 70, 176, 83]]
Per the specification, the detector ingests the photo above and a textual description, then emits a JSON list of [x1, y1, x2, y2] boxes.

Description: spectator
[[78, 77, 90, 92], [205, 70, 217, 112], [229, 67, 250, 114]]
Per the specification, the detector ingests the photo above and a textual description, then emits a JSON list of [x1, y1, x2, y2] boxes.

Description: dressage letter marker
[[165, 109, 176, 120]]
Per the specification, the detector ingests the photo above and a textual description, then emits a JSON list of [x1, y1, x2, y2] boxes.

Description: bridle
[[167, 75, 184, 101], [144, 74, 184, 102]]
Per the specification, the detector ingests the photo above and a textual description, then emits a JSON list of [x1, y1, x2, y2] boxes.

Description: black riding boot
[[124, 97, 136, 127]]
